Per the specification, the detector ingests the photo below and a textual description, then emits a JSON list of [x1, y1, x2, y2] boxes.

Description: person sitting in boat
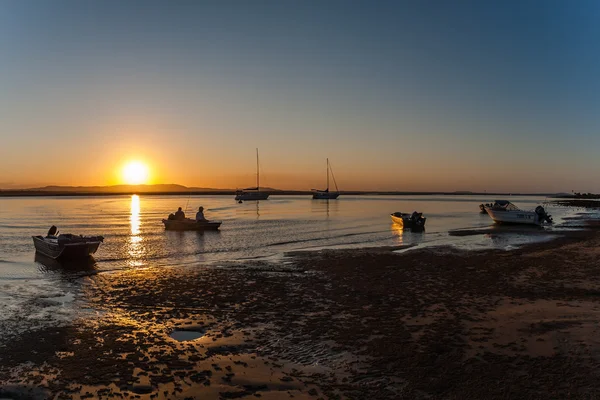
[[174, 207, 185, 220], [196, 206, 207, 222]]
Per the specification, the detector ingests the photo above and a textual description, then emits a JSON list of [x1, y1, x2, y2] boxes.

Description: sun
[[122, 161, 150, 185]]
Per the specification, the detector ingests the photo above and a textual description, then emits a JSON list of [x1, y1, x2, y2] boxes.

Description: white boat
[[484, 200, 553, 225], [312, 158, 340, 199], [235, 148, 269, 201]]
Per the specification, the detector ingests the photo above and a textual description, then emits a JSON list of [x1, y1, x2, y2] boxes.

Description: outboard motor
[[47, 225, 58, 237], [535, 206, 553, 224]]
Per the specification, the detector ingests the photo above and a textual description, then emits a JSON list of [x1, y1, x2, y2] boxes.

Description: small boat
[[484, 200, 553, 225], [32, 226, 103, 260], [162, 218, 222, 231], [391, 211, 427, 230], [312, 158, 340, 200], [235, 148, 269, 201]]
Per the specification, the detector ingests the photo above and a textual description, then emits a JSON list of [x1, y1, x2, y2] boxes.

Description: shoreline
[[0, 191, 573, 197], [2, 223, 600, 398]]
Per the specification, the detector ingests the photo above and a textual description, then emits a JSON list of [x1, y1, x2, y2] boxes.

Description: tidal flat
[[3, 223, 600, 399]]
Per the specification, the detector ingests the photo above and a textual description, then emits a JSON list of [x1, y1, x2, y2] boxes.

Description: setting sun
[[122, 161, 150, 185]]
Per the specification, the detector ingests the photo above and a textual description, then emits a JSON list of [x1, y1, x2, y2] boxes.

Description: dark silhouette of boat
[[32, 226, 103, 259], [162, 218, 222, 231], [235, 148, 269, 201], [312, 158, 340, 199], [390, 211, 427, 231], [35, 252, 98, 273]]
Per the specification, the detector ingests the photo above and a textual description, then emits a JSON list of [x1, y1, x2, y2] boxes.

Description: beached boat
[[391, 212, 427, 230], [484, 200, 553, 225], [162, 218, 222, 231], [235, 148, 269, 201], [312, 158, 340, 199], [32, 227, 103, 260]]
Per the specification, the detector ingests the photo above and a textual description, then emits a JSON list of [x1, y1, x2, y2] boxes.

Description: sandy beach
[[2, 221, 600, 399]]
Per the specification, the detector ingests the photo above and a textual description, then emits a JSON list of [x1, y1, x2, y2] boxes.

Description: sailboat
[[235, 149, 269, 201], [312, 158, 340, 199]]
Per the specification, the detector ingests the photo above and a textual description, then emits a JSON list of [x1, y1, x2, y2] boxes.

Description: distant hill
[[28, 184, 226, 193], [0, 185, 578, 197], [0, 184, 284, 196]]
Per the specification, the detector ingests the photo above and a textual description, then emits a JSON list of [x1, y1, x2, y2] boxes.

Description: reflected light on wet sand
[[128, 195, 145, 267], [391, 223, 404, 244]]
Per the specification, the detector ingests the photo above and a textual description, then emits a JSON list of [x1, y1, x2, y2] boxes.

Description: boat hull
[[235, 192, 269, 201], [312, 191, 339, 199], [35, 252, 97, 272], [484, 208, 542, 225], [162, 219, 222, 231], [32, 236, 101, 260]]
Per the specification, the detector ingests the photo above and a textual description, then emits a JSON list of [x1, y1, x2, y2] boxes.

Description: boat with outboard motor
[[484, 200, 553, 225], [32, 226, 104, 260], [391, 211, 427, 230], [162, 218, 222, 231]]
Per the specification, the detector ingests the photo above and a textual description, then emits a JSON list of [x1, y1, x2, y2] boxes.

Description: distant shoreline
[[0, 190, 573, 198]]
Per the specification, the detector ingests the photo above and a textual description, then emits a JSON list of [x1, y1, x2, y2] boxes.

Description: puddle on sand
[[169, 329, 205, 341]]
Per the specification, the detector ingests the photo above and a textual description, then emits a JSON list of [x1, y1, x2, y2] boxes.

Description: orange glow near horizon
[[121, 161, 150, 185]]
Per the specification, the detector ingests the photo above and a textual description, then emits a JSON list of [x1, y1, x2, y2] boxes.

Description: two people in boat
[[168, 206, 208, 222]]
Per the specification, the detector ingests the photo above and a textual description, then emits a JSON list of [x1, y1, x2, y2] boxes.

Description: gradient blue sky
[[1, 0, 599, 192]]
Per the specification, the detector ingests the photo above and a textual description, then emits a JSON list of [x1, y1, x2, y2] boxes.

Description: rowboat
[[484, 200, 553, 225], [390, 211, 427, 230], [32, 233, 104, 260], [162, 218, 222, 231]]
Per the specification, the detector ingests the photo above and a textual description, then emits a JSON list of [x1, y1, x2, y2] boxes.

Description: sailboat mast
[[326, 158, 329, 191], [256, 148, 260, 192]]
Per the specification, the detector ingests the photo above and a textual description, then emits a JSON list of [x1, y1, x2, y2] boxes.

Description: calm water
[[0, 194, 581, 276], [0, 194, 582, 337]]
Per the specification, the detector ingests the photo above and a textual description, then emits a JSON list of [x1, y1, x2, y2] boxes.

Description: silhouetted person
[[196, 206, 207, 222], [175, 207, 185, 220]]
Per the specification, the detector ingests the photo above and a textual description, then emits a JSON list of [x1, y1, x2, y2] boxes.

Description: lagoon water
[[0, 194, 582, 338], [0, 194, 582, 277]]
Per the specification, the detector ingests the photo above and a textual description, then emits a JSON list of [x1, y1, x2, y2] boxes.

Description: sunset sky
[[1, 1, 599, 192]]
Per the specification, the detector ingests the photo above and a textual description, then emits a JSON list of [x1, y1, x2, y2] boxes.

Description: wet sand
[[3, 225, 600, 399]]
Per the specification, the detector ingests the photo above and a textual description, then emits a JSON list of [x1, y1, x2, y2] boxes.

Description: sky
[[1, 0, 599, 192]]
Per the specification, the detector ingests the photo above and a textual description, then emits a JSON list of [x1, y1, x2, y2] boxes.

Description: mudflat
[[2, 226, 600, 399]]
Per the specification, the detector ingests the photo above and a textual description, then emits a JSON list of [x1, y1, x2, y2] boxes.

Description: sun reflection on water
[[390, 223, 404, 244], [128, 195, 145, 267]]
